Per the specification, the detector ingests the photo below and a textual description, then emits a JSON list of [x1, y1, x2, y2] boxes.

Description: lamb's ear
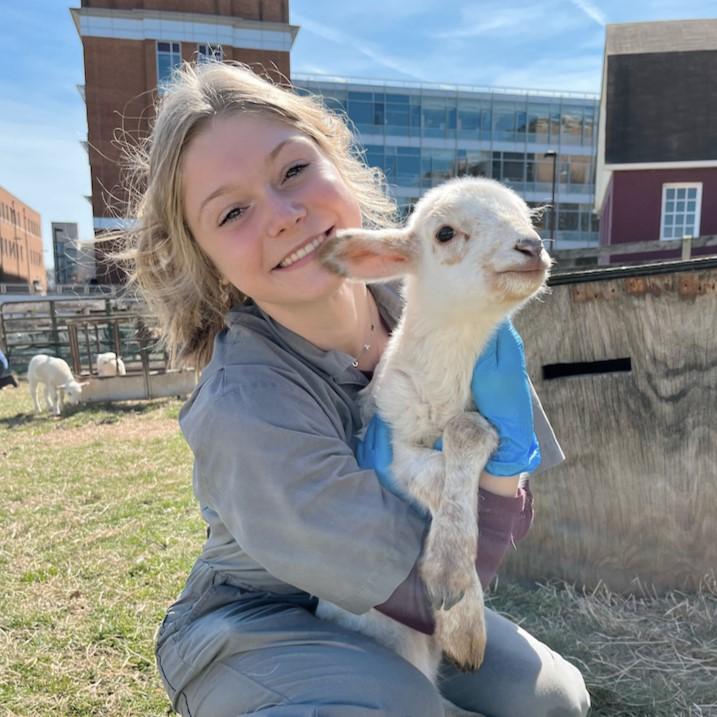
[[318, 228, 417, 282]]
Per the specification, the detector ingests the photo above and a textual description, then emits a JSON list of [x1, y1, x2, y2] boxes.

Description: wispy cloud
[[430, 2, 584, 39], [568, 0, 607, 26], [432, 14, 527, 38], [293, 12, 425, 80]]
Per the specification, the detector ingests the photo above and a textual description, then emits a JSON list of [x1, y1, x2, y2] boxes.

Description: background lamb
[[95, 351, 127, 377], [317, 177, 551, 715], [28, 354, 87, 416]]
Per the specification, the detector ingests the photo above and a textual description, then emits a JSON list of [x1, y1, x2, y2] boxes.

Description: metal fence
[[0, 295, 170, 376]]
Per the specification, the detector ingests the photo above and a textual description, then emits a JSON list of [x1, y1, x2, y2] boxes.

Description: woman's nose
[[266, 191, 306, 237]]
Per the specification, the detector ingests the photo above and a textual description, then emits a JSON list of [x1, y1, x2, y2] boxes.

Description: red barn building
[[595, 19, 717, 263]]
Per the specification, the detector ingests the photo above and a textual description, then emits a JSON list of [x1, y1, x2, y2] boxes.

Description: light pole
[[544, 150, 557, 248]]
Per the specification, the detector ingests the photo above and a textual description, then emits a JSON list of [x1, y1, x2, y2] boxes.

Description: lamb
[[28, 354, 87, 416], [316, 177, 551, 715], [95, 351, 127, 377]]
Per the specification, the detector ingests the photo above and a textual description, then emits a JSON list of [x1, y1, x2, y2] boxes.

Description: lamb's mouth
[[496, 257, 550, 275], [274, 227, 334, 270]]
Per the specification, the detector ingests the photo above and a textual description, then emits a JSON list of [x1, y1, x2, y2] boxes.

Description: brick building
[[71, 0, 297, 283], [595, 19, 717, 262], [0, 186, 47, 291]]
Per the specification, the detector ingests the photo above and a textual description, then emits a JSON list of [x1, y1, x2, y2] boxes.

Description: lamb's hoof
[[437, 596, 487, 672], [443, 629, 486, 672]]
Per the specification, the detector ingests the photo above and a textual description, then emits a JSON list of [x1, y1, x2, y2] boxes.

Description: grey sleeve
[[181, 368, 428, 615], [530, 383, 565, 475]]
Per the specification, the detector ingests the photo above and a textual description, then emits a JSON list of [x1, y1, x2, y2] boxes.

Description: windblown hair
[[120, 61, 397, 368]]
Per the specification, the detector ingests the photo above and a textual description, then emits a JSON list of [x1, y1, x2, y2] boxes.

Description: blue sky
[[0, 0, 714, 271]]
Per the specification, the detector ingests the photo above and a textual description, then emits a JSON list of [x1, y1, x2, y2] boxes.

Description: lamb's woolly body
[[96, 352, 127, 377], [316, 177, 550, 713], [28, 354, 85, 416], [372, 286, 509, 446]]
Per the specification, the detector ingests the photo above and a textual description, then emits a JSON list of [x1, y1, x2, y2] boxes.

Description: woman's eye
[[219, 206, 244, 227], [284, 162, 309, 181]]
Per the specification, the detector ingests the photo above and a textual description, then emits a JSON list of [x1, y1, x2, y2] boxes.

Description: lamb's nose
[[514, 237, 544, 257]]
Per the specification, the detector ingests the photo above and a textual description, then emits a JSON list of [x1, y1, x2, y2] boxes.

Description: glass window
[[503, 151, 525, 183], [565, 155, 591, 185], [526, 103, 550, 143], [561, 106, 584, 144], [558, 203, 580, 231], [456, 149, 491, 178], [364, 144, 385, 170], [157, 42, 181, 87], [347, 98, 374, 126], [395, 146, 420, 180], [583, 107, 596, 146], [493, 101, 518, 140], [661, 184, 702, 240], [197, 44, 223, 62], [421, 149, 454, 187]]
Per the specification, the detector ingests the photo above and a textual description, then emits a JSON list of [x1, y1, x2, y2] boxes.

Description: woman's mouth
[[275, 228, 334, 270]]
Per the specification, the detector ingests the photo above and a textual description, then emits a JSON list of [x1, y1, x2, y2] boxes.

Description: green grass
[[1, 384, 715, 716], [1, 386, 202, 716]]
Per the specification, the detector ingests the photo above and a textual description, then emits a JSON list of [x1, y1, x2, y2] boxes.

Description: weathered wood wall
[[508, 260, 717, 593]]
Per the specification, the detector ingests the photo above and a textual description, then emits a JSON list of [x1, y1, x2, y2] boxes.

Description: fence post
[[681, 235, 693, 261], [0, 308, 7, 359], [49, 301, 60, 356]]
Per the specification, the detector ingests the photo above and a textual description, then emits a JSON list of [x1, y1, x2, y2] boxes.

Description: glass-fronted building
[[294, 75, 600, 247]]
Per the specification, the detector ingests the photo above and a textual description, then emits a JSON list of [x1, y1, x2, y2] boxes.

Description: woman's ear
[[318, 228, 418, 282]]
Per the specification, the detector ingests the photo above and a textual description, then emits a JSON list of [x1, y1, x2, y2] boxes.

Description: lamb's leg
[[392, 445, 445, 514], [426, 412, 498, 669], [54, 388, 64, 416], [392, 445, 480, 615], [43, 384, 54, 413], [29, 378, 40, 413]]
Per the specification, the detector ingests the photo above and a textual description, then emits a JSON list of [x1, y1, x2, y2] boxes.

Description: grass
[[1, 384, 716, 716]]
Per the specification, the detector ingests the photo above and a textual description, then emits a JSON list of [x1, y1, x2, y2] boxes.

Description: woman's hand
[[355, 412, 395, 490], [471, 320, 541, 476]]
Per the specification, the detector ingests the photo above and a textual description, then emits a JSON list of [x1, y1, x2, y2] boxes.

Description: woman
[[126, 61, 590, 717]]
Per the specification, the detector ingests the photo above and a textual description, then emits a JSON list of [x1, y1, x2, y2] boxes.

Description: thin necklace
[[352, 299, 376, 368]]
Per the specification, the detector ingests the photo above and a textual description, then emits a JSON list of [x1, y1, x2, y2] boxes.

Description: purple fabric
[[374, 559, 436, 635], [476, 481, 534, 589], [374, 482, 534, 632]]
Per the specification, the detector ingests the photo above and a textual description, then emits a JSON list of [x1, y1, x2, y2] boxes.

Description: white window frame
[[156, 41, 182, 90], [659, 182, 702, 241], [197, 43, 223, 62]]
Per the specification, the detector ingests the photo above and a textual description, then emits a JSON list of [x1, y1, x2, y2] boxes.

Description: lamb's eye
[[436, 225, 455, 243]]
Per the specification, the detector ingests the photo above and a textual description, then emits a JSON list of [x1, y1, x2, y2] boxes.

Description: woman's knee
[[521, 653, 591, 717]]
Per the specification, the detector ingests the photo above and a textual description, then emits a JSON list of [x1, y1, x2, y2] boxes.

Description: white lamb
[[96, 351, 127, 377], [317, 177, 551, 716], [28, 355, 87, 416]]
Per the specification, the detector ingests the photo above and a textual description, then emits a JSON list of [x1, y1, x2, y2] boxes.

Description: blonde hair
[[121, 61, 397, 368]]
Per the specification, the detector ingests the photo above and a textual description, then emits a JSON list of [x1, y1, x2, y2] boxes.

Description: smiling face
[[182, 112, 362, 313]]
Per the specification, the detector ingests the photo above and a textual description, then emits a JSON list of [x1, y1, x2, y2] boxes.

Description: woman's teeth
[[278, 233, 327, 269]]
